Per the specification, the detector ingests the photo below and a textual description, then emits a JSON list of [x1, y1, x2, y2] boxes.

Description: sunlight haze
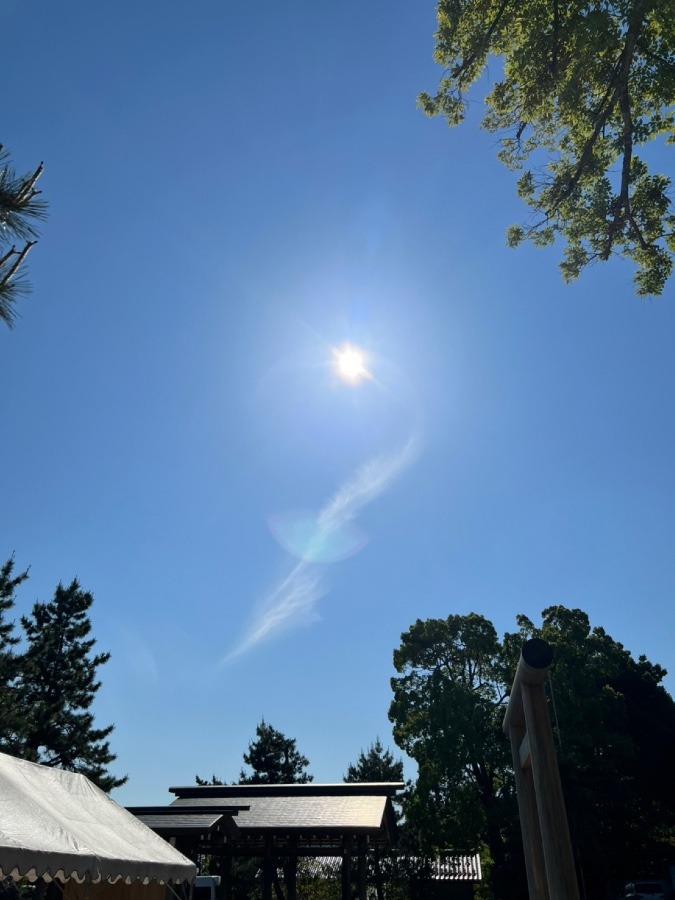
[[1, 0, 673, 809]]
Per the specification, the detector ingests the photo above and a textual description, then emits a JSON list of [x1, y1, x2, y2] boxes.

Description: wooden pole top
[[503, 638, 554, 732]]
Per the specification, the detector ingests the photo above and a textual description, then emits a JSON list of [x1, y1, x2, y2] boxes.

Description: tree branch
[[450, 0, 513, 82], [0, 242, 36, 284], [547, 0, 651, 218]]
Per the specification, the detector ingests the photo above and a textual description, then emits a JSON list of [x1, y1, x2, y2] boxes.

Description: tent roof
[[0, 753, 197, 885]]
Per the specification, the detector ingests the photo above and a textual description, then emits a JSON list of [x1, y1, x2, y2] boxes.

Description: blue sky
[[2, 0, 674, 805]]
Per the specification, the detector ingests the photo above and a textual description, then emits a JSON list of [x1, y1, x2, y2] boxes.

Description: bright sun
[[332, 343, 371, 384]]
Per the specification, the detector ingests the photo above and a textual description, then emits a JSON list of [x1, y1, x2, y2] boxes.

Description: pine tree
[[0, 145, 46, 328], [0, 557, 28, 752], [344, 738, 405, 840], [19, 578, 126, 791], [195, 773, 224, 785], [195, 724, 312, 898], [239, 719, 312, 784], [344, 738, 404, 783]]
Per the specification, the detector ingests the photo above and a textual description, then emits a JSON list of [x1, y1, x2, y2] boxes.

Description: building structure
[[129, 782, 402, 900]]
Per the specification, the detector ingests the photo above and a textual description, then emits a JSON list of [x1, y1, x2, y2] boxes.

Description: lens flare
[[267, 510, 369, 563], [332, 343, 371, 384]]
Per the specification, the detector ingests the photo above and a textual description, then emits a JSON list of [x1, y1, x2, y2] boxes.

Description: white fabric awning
[[0, 753, 196, 885]]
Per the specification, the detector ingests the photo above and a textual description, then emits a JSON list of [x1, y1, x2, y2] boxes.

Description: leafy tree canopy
[[0, 557, 26, 661], [389, 613, 519, 896], [503, 606, 675, 869], [18, 577, 126, 791], [195, 772, 224, 786], [0, 557, 29, 752], [344, 737, 404, 783], [240, 719, 312, 784], [344, 738, 406, 845], [389, 607, 675, 898], [0, 145, 45, 327], [197, 720, 313, 786], [0, 559, 124, 792], [420, 0, 675, 295], [195, 722, 312, 898]]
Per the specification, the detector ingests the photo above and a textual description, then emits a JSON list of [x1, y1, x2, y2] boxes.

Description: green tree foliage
[[388, 614, 521, 897], [195, 723, 312, 899], [17, 578, 126, 791], [344, 741, 427, 900], [195, 773, 224, 785], [419, 0, 675, 295], [0, 145, 46, 327], [0, 557, 28, 751], [344, 736, 404, 849], [389, 607, 675, 897], [502, 606, 675, 889], [344, 737, 404, 783], [195, 721, 313, 786], [239, 719, 312, 784]]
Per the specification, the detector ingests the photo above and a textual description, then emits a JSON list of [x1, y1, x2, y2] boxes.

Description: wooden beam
[[503, 639, 553, 733], [503, 640, 580, 900], [357, 836, 367, 900], [262, 835, 273, 900], [522, 679, 579, 900], [508, 723, 549, 900], [341, 837, 352, 900], [519, 731, 532, 770]]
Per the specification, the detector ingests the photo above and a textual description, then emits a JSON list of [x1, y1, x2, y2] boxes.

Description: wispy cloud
[[223, 437, 418, 664], [224, 562, 325, 663], [318, 438, 418, 530]]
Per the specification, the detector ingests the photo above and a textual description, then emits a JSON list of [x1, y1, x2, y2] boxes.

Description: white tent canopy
[[0, 753, 196, 885]]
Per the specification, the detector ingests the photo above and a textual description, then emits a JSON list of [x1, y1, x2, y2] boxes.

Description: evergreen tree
[[238, 723, 311, 899], [195, 773, 224, 785], [344, 738, 404, 783], [345, 737, 405, 842], [195, 723, 312, 899], [0, 145, 46, 327], [0, 557, 28, 752], [19, 578, 126, 791], [239, 719, 312, 784]]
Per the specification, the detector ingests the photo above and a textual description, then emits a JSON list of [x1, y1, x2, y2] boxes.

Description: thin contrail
[[318, 437, 418, 529], [224, 561, 325, 663], [223, 437, 418, 663]]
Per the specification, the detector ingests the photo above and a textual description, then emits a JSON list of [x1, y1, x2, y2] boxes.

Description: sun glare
[[332, 344, 371, 385]]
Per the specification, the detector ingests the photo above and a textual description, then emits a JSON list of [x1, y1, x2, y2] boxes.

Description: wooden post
[[373, 846, 384, 900], [503, 638, 579, 900], [357, 835, 367, 900], [341, 835, 352, 900], [262, 835, 273, 900], [508, 723, 548, 899], [284, 837, 298, 900], [221, 853, 232, 900]]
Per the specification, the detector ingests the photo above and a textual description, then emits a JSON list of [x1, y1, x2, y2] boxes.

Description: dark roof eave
[[237, 825, 387, 834], [129, 809, 242, 840], [127, 805, 248, 816], [169, 783, 404, 799]]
